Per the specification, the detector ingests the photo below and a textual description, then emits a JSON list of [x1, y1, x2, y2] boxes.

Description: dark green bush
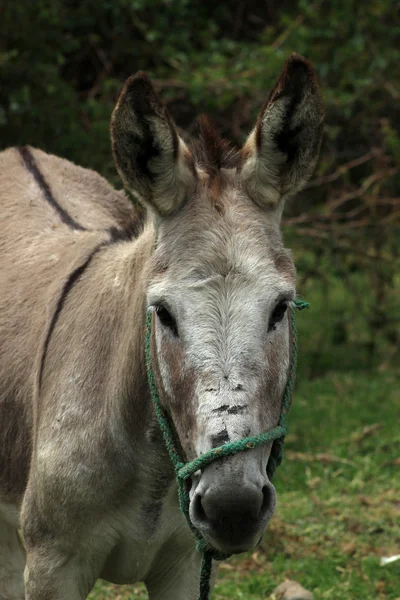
[[1, 0, 399, 372]]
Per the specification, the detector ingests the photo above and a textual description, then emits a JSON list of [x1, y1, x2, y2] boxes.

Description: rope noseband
[[145, 299, 309, 599]]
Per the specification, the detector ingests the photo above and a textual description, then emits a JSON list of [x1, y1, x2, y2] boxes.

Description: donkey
[[0, 53, 324, 600]]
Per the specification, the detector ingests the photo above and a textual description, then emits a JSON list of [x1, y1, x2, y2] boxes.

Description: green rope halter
[[145, 299, 309, 600]]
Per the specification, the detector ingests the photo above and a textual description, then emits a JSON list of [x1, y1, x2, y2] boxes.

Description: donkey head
[[111, 54, 324, 554]]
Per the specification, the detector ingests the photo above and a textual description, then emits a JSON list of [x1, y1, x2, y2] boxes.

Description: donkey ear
[[240, 53, 324, 212], [111, 72, 196, 217]]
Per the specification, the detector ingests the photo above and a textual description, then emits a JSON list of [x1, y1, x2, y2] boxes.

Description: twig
[[328, 168, 397, 211], [305, 150, 381, 189], [270, 15, 305, 50], [152, 79, 187, 89], [286, 451, 355, 466]]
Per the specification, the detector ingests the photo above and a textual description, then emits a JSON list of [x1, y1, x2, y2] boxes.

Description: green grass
[[88, 369, 400, 600]]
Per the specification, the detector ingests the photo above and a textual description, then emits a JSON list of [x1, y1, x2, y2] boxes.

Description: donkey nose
[[199, 482, 274, 523], [191, 481, 276, 553]]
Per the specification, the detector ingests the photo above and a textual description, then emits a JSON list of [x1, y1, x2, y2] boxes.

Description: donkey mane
[[188, 115, 240, 175]]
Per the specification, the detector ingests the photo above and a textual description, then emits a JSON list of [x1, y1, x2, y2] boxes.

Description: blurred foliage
[[1, 0, 399, 373]]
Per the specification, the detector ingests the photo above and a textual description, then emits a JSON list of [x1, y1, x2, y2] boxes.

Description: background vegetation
[[1, 1, 399, 598]]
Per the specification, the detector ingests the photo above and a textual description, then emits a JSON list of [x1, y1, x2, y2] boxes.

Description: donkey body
[[0, 54, 323, 599]]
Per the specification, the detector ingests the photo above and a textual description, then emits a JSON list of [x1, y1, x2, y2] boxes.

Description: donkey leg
[[0, 518, 26, 600], [21, 494, 102, 600], [23, 548, 97, 600]]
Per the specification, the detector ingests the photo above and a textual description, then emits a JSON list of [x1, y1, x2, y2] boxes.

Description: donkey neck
[[35, 222, 172, 471]]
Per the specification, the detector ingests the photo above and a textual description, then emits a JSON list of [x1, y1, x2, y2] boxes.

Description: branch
[[305, 150, 382, 189]]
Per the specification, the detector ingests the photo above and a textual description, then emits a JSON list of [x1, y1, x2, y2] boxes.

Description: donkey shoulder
[[0, 146, 143, 504]]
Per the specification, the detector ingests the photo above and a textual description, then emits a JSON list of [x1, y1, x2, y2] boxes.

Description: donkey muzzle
[[189, 454, 276, 554]]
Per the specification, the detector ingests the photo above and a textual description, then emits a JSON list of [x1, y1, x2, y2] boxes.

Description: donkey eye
[[155, 305, 178, 337], [268, 301, 288, 332]]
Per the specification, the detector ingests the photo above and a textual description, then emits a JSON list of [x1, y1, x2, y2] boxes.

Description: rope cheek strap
[[145, 299, 309, 600]]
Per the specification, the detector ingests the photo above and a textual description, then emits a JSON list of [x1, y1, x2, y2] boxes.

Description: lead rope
[[145, 299, 309, 600]]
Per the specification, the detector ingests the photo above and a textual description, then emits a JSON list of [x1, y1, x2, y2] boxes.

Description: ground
[[88, 369, 400, 600]]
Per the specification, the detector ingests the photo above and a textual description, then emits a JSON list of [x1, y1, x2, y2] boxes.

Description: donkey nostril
[[260, 484, 276, 517], [193, 493, 206, 523]]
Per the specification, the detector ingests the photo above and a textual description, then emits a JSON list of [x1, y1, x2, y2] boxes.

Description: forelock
[[188, 116, 240, 176]]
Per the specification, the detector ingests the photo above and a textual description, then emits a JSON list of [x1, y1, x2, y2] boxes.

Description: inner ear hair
[[240, 53, 324, 211]]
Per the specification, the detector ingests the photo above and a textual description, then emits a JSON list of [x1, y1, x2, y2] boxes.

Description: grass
[[88, 368, 400, 600]]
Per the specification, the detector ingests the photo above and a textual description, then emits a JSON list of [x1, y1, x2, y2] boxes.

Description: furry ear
[[240, 53, 324, 212], [111, 72, 196, 217]]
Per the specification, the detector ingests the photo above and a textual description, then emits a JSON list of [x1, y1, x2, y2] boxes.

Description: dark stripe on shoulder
[[18, 146, 88, 231], [108, 220, 144, 243], [38, 241, 110, 392]]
